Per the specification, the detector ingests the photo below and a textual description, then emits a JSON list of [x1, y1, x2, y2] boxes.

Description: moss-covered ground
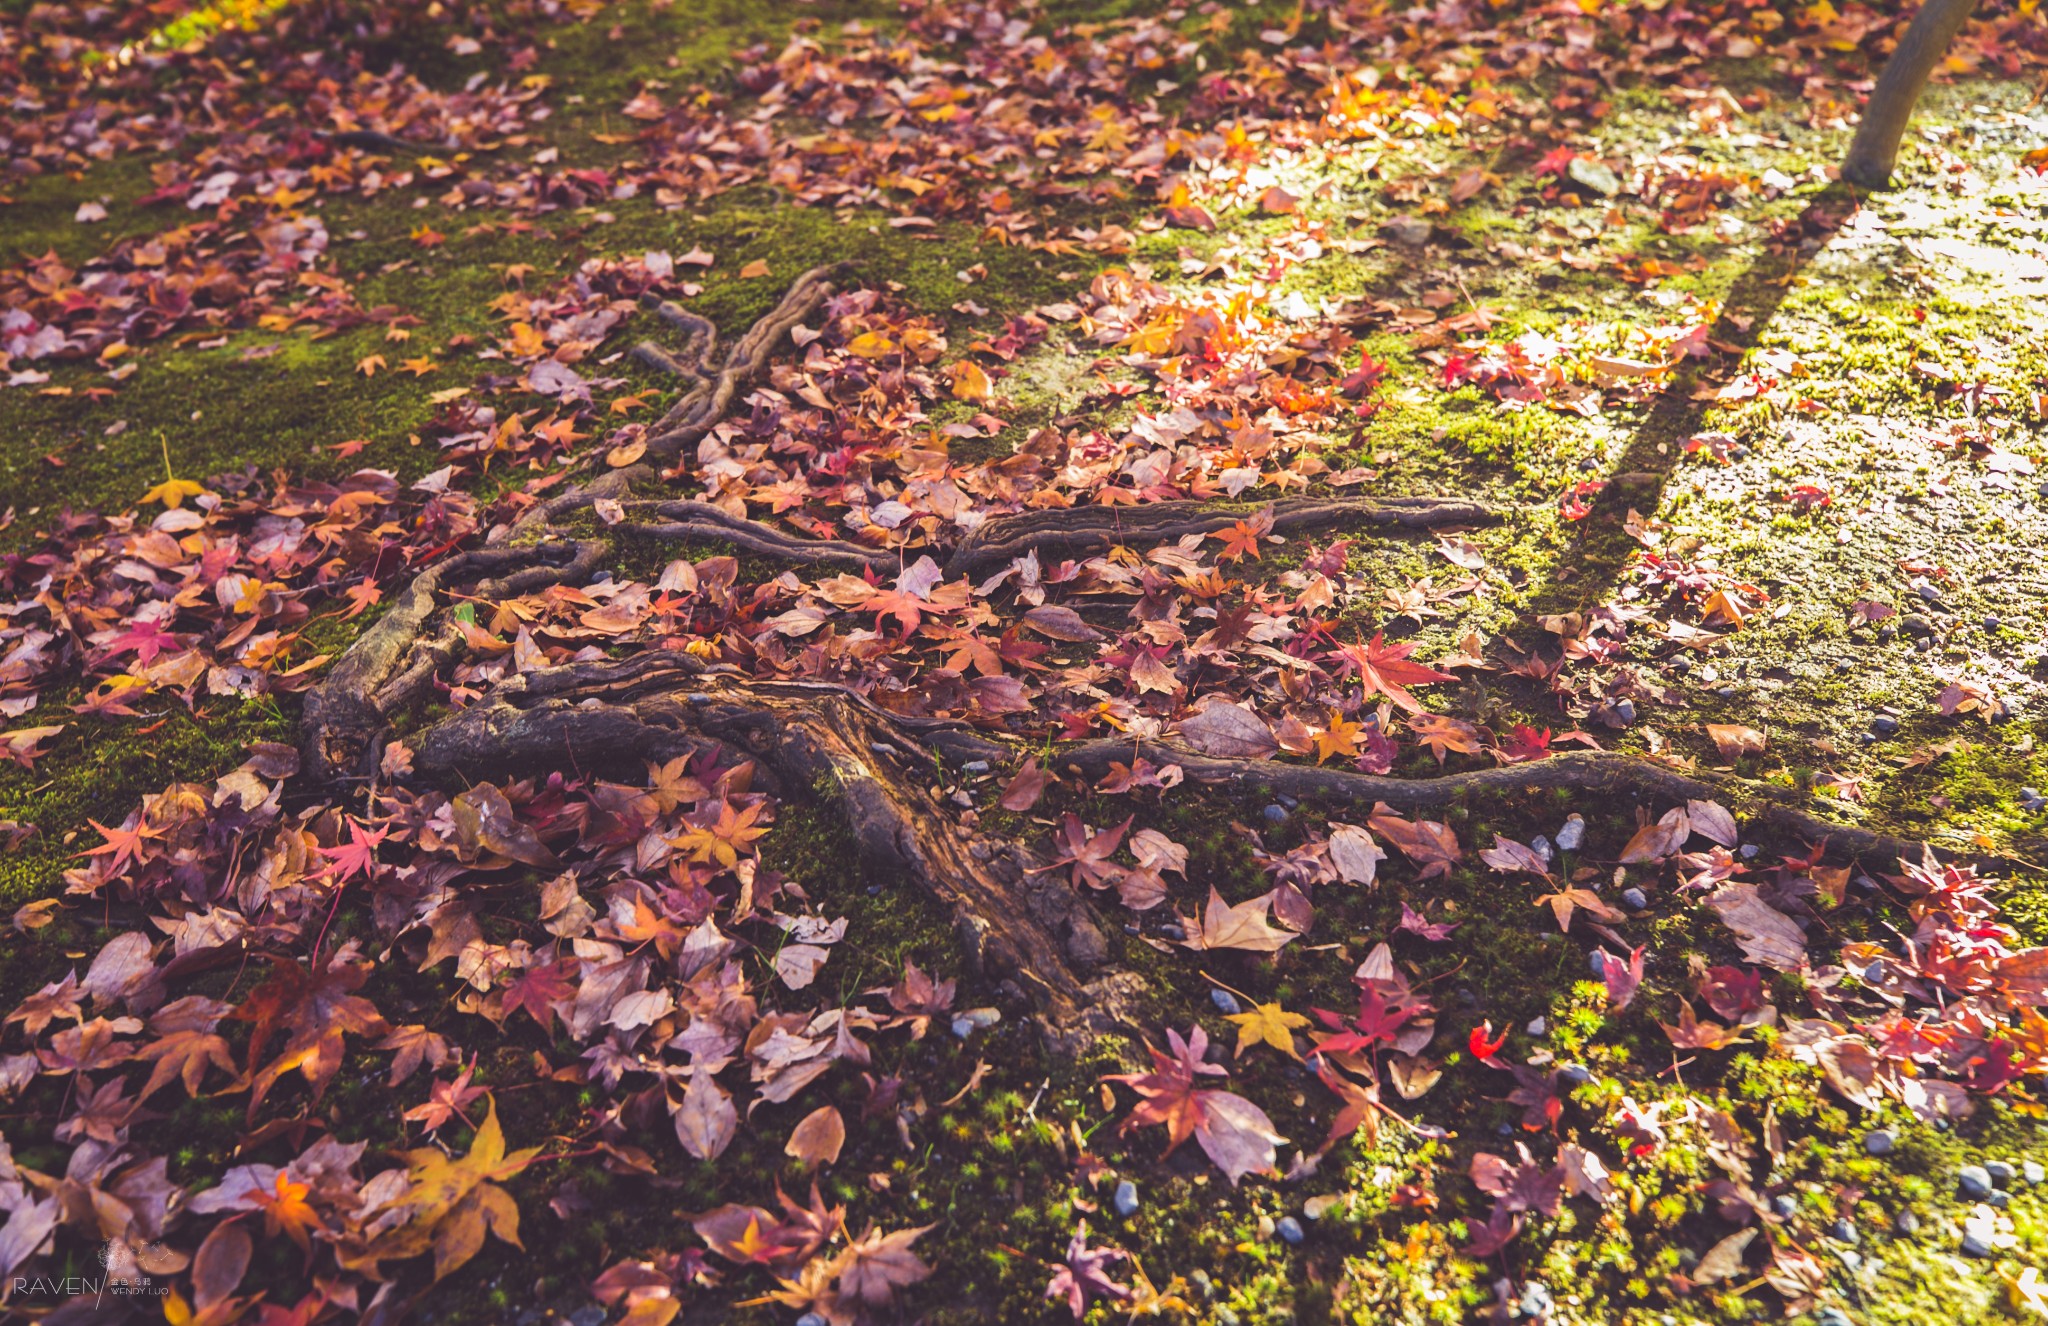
[[4, 2, 2048, 1324]]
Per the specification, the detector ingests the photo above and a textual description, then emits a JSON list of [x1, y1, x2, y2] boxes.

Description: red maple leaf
[[500, 959, 576, 1033], [316, 818, 390, 884], [84, 815, 164, 878], [1331, 633, 1455, 714], [1311, 987, 1417, 1059]]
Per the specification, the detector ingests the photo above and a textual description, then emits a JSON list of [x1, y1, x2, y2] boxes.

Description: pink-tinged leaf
[[1176, 702, 1277, 759], [1706, 884, 1808, 971], [673, 1067, 737, 1161], [1601, 945, 1645, 1010], [1193, 1089, 1286, 1186], [999, 757, 1056, 811], [1478, 834, 1549, 877]]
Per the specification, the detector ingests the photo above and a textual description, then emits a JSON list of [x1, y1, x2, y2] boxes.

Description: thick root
[[1052, 740, 1927, 869], [402, 664, 1135, 1042]]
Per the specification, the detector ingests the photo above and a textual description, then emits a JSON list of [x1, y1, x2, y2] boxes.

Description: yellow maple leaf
[[1225, 1001, 1309, 1060], [670, 800, 770, 870], [1314, 712, 1364, 764], [141, 477, 207, 509], [346, 1095, 540, 1283], [946, 360, 993, 404]]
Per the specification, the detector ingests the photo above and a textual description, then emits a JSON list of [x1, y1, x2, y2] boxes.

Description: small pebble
[[1189, 1270, 1214, 1300], [961, 760, 990, 774], [569, 1310, 607, 1326], [1519, 1282, 1555, 1318], [1772, 1195, 1798, 1220], [1275, 1216, 1305, 1245], [1588, 951, 1607, 976], [1621, 887, 1648, 910], [2024, 1160, 2044, 1185], [1894, 1210, 1920, 1235], [1262, 803, 1289, 826], [1877, 623, 1897, 643], [1740, 843, 1760, 859], [1210, 988, 1243, 1016], [1871, 715, 1899, 737], [1916, 583, 1943, 605], [870, 742, 898, 756], [1496, 1122, 1515, 1138], [1530, 834, 1553, 863], [1863, 960, 1887, 984], [1961, 1231, 1994, 1258], [1863, 1129, 1895, 1157], [796, 1315, 829, 1326], [1986, 1160, 2016, 1188], [1958, 1164, 1994, 1200], [1612, 698, 1636, 724], [1830, 1218, 1859, 1245], [1526, 1016, 1548, 1036], [950, 1017, 974, 1039], [1984, 616, 2002, 633], [1113, 1180, 1140, 1217], [1559, 1064, 1594, 1087], [1555, 814, 1585, 851], [1716, 685, 1738, 699], [1159, 922, 1186, 941], [2022, 788, 2047, 814], [1730, 444, 1752, 460], [1990, 1190, 2011, 1209], [1276, 793, 1299, 810], [1816, 1308, 1853, 1326]]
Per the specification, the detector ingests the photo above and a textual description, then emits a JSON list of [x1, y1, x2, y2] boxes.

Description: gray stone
[[1961, 1231, 1994, 1258], [1894, 1210, 1920, 1235], [1621, 887, 1648, 911], [1772, 1195, 1797, 1220], [1113, 1180, 1139, 1217], [962, 760, 990, 774], [797, 1315, 830, 1326], [1519, 1281, 1555, 1318], [1816, 1308, 1853, 1326], [950, 1016, 974, 1039], [2025, 1160, 2045, 1185], [569, 1310, 607, 1326], [1567, 156, 1622, 196], [1210, 988, 1242, 1016], [1863, 1129, 1895, 1156], [1380, 216, 1433, 246], [1555, 814, 1585, 851], [1829, 1218, 1858, 1245], [1276, 1216, 1304, 1245], [1559, 1064, 1594, 1087], [1262, 804, 1289, 826], [1588, 951, 1607, 977], [1871, 715, 1899, 736], [1985, 1160, 2016, 1187], [1612, 698, 1636, 724], [1958, 1165, 1994, 1200]]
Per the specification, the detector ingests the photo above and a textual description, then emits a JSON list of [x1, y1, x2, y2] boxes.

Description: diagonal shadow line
[[1540, 184, 1861, 617]]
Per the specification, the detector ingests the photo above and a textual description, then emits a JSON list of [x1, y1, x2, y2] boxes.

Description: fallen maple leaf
[[1104, 1025, 1285, 1185], [1179, 888, 1298, 953]]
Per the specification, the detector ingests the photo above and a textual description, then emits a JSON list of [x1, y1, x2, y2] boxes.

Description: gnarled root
[[1050, 740, 1927, 869], [402, 663, 1136, 1044]]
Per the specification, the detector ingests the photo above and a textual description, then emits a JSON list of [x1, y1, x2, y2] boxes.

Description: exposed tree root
[[303, 270, 1925, 1049], [401, 665, 1139, 1046], [1049, 740, 1927, 869], [301, 539, 605, 783], [941, 494, 1498, 579]]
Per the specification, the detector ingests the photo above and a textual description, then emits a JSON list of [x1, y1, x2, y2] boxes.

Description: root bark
[[300, 270, 1927, 1047]]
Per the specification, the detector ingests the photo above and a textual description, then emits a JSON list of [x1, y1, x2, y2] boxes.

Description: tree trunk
[[1841, 0, 1979, 190]]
